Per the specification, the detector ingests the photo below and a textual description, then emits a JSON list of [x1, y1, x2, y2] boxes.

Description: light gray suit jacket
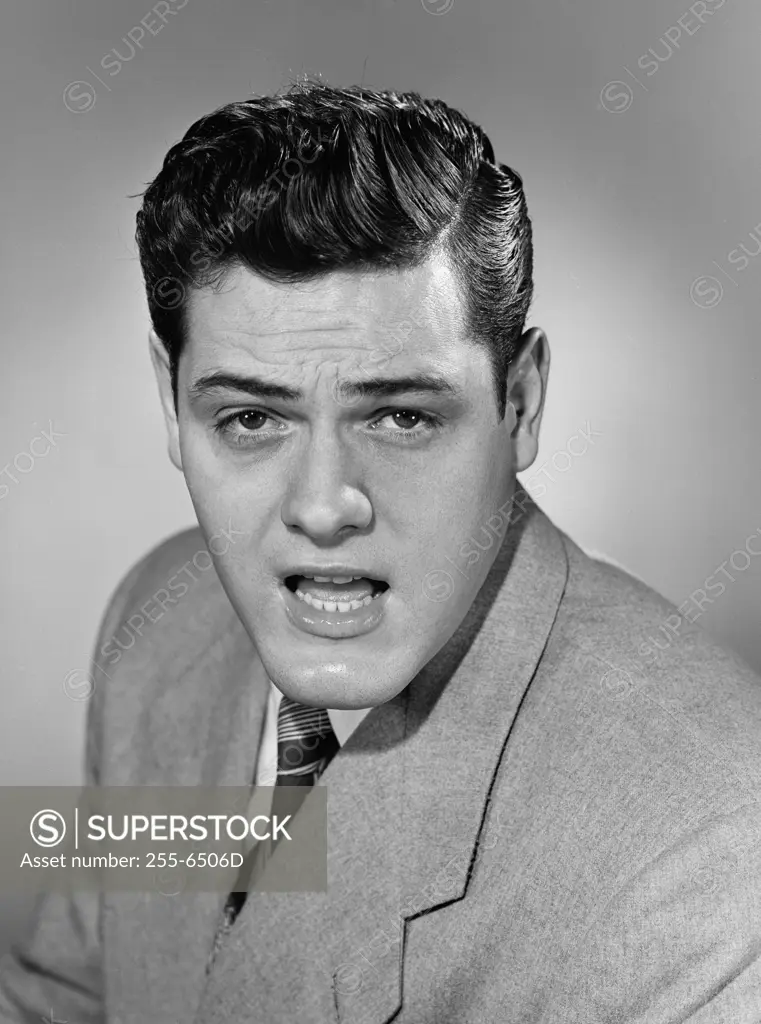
[[3, 499, 761, 1023]]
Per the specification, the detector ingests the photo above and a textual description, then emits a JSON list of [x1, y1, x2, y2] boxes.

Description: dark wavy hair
[[135, 82, 534, 418]]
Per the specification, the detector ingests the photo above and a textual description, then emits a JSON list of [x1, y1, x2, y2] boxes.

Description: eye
[[369, 409, 441, 440], [233, 411, 268, 431], [386, 410, 426, 430], [214, 409, 284, 445]]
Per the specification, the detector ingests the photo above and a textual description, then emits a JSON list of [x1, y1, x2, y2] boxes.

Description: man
[[2, 83, 761, 1022]]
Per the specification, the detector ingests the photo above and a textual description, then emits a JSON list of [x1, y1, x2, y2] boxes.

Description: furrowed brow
[[335, 374, 462, 402], [188, 371, 462, 404], [188, 372, 302, 402]]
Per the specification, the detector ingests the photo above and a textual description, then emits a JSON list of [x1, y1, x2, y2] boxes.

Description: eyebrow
[[188, 371, 462, 403]]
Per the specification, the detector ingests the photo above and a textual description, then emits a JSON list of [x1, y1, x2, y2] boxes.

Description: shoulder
[[97, 526, 208, 625], [83, 527, 244, 782], [557, 530, 760, 684], [539, 528, 761, 798], [508, 529, 761, 1015], [91, 525, 236, 670]]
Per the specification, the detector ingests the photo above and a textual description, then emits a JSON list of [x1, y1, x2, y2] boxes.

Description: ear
[[149, 330, 183, 472], [505, 327, 550, 474]]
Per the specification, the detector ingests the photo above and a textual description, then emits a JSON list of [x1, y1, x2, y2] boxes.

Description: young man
[[3, 83, 761, 1022]]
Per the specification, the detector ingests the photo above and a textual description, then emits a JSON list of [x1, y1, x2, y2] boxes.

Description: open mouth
[[283, 574, 389, 613]]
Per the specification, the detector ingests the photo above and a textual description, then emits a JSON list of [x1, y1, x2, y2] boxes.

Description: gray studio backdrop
[[2, 0, 759, 948]]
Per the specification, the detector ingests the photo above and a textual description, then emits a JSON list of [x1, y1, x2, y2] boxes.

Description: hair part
[[135, 81, 534, 418]]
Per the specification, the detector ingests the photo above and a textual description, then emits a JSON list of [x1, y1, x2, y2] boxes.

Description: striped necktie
[[276, 696, 340, 786], [215, 696, 340, 934]]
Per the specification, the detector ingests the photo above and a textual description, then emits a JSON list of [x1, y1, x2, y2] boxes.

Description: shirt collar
[[267, 680, 373, 746]]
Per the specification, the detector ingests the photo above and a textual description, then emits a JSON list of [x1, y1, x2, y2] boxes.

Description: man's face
[[156, 255, 537, 708]]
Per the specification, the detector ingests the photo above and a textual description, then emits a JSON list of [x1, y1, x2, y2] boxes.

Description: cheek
[[394, 450, 512, 595], [179, 424, 276, 524], [180, 468, 270, 573], [403, 442, 509, 531]]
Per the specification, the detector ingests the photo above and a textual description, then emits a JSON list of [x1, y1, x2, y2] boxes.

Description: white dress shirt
[[255, 682, 373, 786]]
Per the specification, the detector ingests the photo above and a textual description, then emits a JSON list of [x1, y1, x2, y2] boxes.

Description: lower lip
[[280, 583, 389, 639]]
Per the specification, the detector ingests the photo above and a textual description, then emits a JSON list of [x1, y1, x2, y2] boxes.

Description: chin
[[258, 643, 420, 710]]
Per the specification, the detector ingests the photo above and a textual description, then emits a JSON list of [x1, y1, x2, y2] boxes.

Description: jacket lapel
[[327, 496, 569, 1024], [198, 495, 569, 1024]]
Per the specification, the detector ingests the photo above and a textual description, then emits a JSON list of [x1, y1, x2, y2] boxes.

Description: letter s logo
[[30, 809, 67, 847]]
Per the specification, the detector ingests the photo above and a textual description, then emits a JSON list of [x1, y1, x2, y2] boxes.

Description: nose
[[280, 432, 373, 542]]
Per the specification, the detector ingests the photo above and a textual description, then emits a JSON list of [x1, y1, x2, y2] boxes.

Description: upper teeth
[[306, 575, 361, 584]]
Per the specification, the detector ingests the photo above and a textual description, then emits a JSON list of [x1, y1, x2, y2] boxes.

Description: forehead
[[184, 254, 471, 373]]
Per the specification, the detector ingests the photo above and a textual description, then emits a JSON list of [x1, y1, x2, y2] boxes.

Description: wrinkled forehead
[[183, 257, 470, 379]]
